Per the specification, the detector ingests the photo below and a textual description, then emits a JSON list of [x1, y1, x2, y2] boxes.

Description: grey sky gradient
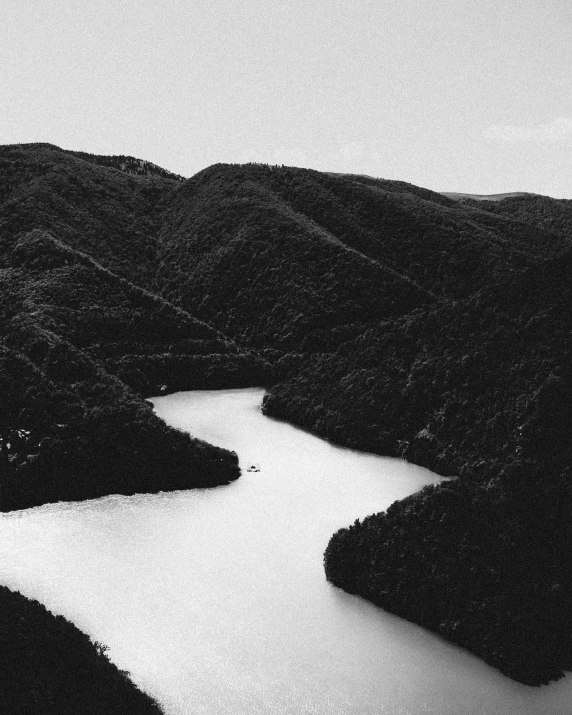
[[2, 0, 571, 197]]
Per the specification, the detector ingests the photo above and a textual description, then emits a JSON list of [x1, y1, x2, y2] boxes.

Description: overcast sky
[[2, 0, 572, 197]]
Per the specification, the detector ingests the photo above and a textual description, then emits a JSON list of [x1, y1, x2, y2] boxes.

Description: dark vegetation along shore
[[0, 586, 162, 715], [2, 143, 572, 705]]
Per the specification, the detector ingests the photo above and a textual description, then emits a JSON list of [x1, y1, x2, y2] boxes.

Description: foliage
[[153, 163, 571, 353], [0, 229, 246, 511], [4, 143, 572, 686], [0, 585, 164, 714], [324, 471, 572, 685], [64, 147, 185, 181], [462, 193, 572, 241], [0, 143, 178, 285], [153, 164, 436, 349]]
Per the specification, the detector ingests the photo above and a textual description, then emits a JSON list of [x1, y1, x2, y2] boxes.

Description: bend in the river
[[0, 388, 570, 714]]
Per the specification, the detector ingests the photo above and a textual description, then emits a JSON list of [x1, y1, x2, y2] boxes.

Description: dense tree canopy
[[0, 586, 164, 714], [3, 142, 572, 689]]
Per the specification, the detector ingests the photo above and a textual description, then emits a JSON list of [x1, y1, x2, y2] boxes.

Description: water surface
[[0, 388, 570, 714]]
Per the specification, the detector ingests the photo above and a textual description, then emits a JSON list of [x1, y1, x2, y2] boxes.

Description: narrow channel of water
[[0, 388, 570, 714]]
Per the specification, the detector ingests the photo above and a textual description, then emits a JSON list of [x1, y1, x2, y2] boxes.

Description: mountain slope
[[461, 192, 572, 240], [64, 147, 185, 181], [0, 228, 249, 511], [153, 163, 570, 351], [3, 144, 572, 686], [264, 243, 572, 684], [0, 143, 179, 285], [263, 244, 572, 478], [154, 163, 434, 349], [0, 586, 163, 715]]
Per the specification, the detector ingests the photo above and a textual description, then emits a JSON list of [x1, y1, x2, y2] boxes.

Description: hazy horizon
[[3, 0, 571, 199]]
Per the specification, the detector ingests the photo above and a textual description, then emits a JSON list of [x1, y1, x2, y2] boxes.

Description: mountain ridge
[[442, 190, 538, 201]]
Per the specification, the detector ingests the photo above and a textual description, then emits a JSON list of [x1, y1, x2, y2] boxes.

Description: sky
[[2, 0, 572, 197]]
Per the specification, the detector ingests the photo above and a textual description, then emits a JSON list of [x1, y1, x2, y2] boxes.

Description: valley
[[2, 142, 572, 708]]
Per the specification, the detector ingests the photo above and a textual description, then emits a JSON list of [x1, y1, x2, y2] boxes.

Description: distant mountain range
[[2, 142, 572, 695], [441, 190, 537, 201]]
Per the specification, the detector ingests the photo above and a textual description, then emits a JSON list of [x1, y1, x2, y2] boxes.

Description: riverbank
[[2, 389, 570, 714], [0, 585, 163, 714]]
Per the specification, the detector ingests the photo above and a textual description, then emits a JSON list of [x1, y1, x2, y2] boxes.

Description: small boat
[[246, 463, 260, 473]]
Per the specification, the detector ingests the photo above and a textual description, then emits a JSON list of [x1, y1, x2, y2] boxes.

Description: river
[[0, 388, 570, 714]]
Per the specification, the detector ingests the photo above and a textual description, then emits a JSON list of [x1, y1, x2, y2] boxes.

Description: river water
[[0, 388, 570, 714]]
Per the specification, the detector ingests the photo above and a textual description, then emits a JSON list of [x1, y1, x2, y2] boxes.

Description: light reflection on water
[[0, 388, 570, 714]]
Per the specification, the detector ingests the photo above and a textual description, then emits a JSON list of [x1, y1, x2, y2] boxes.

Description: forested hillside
[[0, 146, 275, 514], [262, 215, 572, 683], [263, 246, 572, 480], [0, 145, 251, 710], [460, 192, 572, 239], [0, 586, 164, 714], [0, 143, 176, 285], [3, 142, 572, 689], [0, 228, 249, 512], [153, 163, 569, 349], [154, 164, 433, 349], [64, 148, 185, 182]]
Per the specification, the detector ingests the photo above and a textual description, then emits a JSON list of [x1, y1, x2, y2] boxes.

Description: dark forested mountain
[[461, 192, 572, 240], [152, 163, 570, 349], [0, 586, 164, 714], [0, 227, 248, 512], [0, 144, 247, 711], [263, 245, 572, 480], [0, 143, 178, 286], [2, 142, 572, 691], [153, 164, 434, 350], [64, 148, 185, 182]]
